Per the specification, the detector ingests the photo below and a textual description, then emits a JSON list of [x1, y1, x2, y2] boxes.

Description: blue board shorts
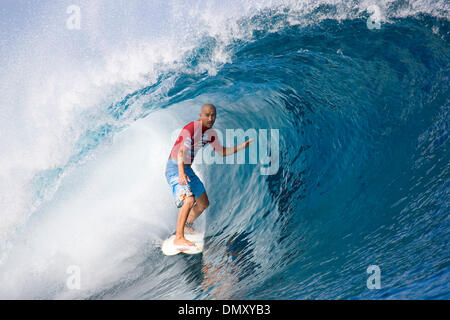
[[165, 159, 206, 208]]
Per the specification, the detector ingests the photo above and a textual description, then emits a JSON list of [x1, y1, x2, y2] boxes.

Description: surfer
[[165, 104, 253, 247]]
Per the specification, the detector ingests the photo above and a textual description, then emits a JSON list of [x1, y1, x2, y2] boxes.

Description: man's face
[[200, 107, 216, 129]]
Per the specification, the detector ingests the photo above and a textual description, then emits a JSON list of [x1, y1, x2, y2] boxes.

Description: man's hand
[[239, 138, 254, 150], [179, 172, 191, 185]]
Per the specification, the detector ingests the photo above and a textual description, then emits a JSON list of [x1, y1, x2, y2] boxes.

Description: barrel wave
[[0, 1, 448, 299]]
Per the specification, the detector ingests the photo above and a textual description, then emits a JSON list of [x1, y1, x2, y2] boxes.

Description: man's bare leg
[[185, 193, 209, 233], [174, 195, 196, 246]]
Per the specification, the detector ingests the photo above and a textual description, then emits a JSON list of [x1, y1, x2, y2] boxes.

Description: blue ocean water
[[0, 1, 448, 299]]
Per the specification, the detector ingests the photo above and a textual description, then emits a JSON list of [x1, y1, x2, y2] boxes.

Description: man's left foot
[[184, 222, 196, 234]]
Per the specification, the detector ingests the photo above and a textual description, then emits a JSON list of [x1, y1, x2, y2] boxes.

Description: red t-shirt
[[169, 119, 222, 164]]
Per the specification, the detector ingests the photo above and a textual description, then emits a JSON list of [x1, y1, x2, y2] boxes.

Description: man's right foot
[[173, 237, 195, 247]]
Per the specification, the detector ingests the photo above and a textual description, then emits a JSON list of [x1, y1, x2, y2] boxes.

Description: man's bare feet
[[184, 225, 196, 234], [173, 237, 195, 247], [184, 222, 196, 234]]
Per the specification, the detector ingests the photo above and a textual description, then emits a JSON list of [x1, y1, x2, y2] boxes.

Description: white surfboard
[[161, 232, 204, 255]]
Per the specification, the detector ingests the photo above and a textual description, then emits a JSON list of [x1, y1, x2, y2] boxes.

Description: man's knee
[[198, 197, 209, 211], [183, 195, 195, 208]]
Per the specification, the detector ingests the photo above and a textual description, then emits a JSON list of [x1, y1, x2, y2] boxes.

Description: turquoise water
[[0, 1, 448, 299]]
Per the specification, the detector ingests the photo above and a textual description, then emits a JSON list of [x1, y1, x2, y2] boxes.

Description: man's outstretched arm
[[214, 138, 254, 157]]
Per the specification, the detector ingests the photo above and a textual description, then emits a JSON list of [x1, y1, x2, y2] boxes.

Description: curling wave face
[[0, 0, 448, 299]]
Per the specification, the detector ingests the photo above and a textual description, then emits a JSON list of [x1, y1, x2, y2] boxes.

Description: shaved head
[[201, 103, 216, 113], [199, 103, 216, 129]]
